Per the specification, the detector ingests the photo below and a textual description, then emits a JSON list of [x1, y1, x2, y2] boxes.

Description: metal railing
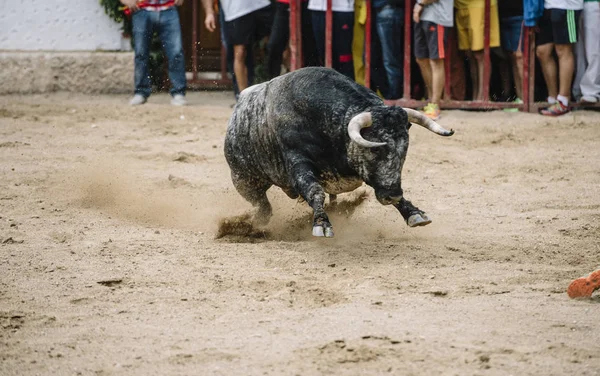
[[287, 0, 599, 112]]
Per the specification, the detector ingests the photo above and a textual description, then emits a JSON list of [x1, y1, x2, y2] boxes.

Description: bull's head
[[347, 106, 454, 205]]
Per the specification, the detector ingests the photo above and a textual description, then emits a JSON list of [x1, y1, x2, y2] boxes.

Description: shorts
[[536, 9, 581, 46], [456, 4, 500, 51], [500, 15, 524, 52], [224, 5, 273, 46], [414, 21, 447, 59]]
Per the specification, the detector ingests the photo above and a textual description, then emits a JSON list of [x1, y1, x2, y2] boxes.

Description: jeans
[[375, 5, 404, 99], [132, 8, 186, 97]]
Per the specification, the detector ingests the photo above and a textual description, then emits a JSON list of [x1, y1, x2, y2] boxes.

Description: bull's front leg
[[291, 164, 334, 238], [394, 197, 432, 227]]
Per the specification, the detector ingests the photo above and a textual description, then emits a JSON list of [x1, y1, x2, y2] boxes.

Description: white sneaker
[[581, 95, 598, 104], [171, 94, 187, 106], [129, 94, 147, 106]]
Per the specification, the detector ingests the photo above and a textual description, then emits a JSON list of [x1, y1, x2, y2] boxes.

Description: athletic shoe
[[567, 269, 600, 299], [504, 97, 523, 113], [423, 103, 441, 120], [580, 95, 598, 104], [129, 94, 147, 106], [540, 102, 569, 116], [171, 94, 187, 106]]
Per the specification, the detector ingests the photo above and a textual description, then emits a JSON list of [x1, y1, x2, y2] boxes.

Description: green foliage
[[99, 0, 132, 35]]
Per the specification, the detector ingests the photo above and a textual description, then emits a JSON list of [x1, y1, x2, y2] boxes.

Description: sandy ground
[[0, 91, 599, 376]]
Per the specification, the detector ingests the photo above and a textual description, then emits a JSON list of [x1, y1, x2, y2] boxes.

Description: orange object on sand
[[567, 269, 600, 299]]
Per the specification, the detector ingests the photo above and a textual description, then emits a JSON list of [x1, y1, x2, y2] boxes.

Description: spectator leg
[[510, 51, 524, 99], [430, 58, 445, 104], [132, 10, 154, 98], [375, 6, 404, 99], [158, 8, 187, 96], [416, 58, 432, 99], [554, 44, 575, 99], [466, 51, 479, 100], [267, 3, 290, 79], [536, 43, 558, 99], [473, 50, 487, 101], [579, 3, 600, 99], [233, 45, 249, 92]]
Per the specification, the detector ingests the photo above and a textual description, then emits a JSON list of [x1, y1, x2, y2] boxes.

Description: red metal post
[[444, 28, 452, 101], [325, 0, 333, 68], [522, 26, 530, 113], [365, 0, 372, 88], [402, 0, 412, 99], [482, 0, 491, 102], [290, 0, 301, 71], [192, 0, 198, 81]]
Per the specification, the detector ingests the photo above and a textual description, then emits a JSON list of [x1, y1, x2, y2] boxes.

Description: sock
[[557, 95, 569, 106], [547, 96, 557, 104]]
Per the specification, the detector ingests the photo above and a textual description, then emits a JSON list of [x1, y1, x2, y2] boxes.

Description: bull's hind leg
[[394, 197, 432, 227], [231, 174, 273, 226]]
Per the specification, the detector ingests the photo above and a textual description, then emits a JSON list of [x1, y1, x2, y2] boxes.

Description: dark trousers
[[267, 2, 320, 79], [311, 10, 355, 80]]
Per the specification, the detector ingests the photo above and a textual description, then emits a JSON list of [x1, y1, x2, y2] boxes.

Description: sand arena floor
[[1, 92, 599, 375]]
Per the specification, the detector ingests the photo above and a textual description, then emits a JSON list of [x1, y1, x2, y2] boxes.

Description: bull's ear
[[348, 112, 387, 148]]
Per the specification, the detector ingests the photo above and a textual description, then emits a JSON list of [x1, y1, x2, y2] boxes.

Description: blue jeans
[[375, 5, 404, 99], [132, 8, 186, 97]]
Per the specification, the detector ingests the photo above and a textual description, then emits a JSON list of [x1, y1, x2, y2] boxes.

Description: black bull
[[224, 67, 454, 237]]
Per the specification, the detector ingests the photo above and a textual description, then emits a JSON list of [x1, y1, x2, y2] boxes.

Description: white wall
[[0, 0, 127, 51]]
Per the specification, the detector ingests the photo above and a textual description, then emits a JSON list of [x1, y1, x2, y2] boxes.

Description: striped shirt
[[138, 0, 176, 11]]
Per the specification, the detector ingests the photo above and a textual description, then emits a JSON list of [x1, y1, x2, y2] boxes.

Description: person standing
[[413, 0, 453, 119], [536, 0, 583, 116], [267, 0, 319, 79], [573, 0, 600, 104], [122, 0, 188, 106], [454, 0, 501, 101], [203, 0, 273, 93], [499, 0, 525, 104], [371, 0, 405, 100], [308, 0, 355, 79]]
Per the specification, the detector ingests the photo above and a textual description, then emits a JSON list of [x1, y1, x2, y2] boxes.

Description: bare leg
[[554, 43, 575, 99], [536, 43, 558, 99], [417, 58, 433, 99], [473, 50, 488, 101], [510, 51, 524, 99], [429, 58, 445, 104], [234, 44, 249, 92]]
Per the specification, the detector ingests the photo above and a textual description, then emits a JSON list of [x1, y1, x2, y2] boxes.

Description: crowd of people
[[120, 0, 600, 119]]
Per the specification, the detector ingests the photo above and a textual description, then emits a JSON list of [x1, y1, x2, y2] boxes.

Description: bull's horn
[[403, 108, 455, 136], [347, 112, 387, 148]]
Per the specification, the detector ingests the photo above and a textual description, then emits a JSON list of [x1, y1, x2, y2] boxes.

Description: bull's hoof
[[312, 225, 334, 238], [407, 212, 432, 227]]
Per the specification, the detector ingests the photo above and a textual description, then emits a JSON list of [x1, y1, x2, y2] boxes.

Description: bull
[[224, 67, 454, 237]]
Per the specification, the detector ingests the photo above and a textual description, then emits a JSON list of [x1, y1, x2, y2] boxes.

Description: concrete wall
[[0, 0, 127, 51], [0, 1, 133, 94], [0, 52, 134, 94]]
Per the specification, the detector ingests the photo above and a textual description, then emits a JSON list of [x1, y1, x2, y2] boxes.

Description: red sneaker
[[540, 102, 569, 116], [567, 269, 600, 299]]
